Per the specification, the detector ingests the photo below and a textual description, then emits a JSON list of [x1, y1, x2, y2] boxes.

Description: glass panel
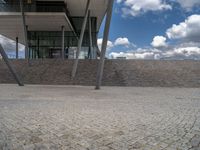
[[0, 0, 20, 12], [27, 17, 98, 59], [0, 0, 68, 12]]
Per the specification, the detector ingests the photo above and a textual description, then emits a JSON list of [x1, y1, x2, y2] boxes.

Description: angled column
[[16, 37, 19, 59], [19, 0, 29, 60], [88, 10, 93, 59], [0, 44, 24, 86], [64, 14, 79, 41], [61, 26, 65, 60], [71, 0, 91, 79], [95, 0, 114, 90]]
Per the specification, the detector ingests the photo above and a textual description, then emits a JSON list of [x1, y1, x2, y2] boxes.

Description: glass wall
[[0, 0, 67, 12], [0, 0, 20, 12], [28, 17, 98, 59]]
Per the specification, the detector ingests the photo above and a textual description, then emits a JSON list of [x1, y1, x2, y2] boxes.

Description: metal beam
[[95, 0, 114, 90], [19, 0, 29, 60], [16, 37, 18, 59], [61, 26, 65, 60], [71, 0, 91, 79], [88, 10, 93, 59], [0, 44, 24, 86]]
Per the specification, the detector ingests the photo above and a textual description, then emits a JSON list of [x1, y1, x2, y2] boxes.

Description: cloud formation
[[97, 38, 114, 51], [110, 49, 160, 59], [117, 0, 172, 17], [166, 14, 200, 42], [175, 0, 200, 10], [114, 37, 130, 46], [164, 47, 200, 59], [98, 37, 135, 51], [117, 0, 200, 17], [110, 47, 200, 60], [151, 36, 167, 48]]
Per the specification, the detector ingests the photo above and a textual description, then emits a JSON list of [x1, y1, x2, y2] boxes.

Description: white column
[[16, 37, 19, 59], [19, 0, 29, 60], [71, 0, 91, 79], [61, 26, 65, 60], [88, 10, 93, 59], [95, 0, 114, 89]]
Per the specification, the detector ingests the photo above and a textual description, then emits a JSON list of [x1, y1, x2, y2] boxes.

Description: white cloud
[[114, 37, 130, 46], [116, 0, 122, 3], [110, 52, 134, 59], [151, 36, 167, 48], [164, 47, 200, 58], [175, 0, 200, 10], [166, 14, 200, 42], [98, 37, 135, 51], [118, 0, 172, 17], [110, 51, 160, 59], [97, 38, 114, 51], [110, 48, 161, 59], [109, 47, 200, 60]]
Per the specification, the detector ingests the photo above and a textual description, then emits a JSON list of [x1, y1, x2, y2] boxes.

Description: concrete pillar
[[71, 0, 91, 79], [61, 26, 65, 60], [36, 38, 39, 58], [95, 0, 114, 90], [19, 0, 29, 60], [0, 44, 24, 86], [88, 10, 93, 59], [16, 37, 19, 59]]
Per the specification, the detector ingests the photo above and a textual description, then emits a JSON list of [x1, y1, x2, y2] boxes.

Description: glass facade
[[0, 0, 99, 59], [0, 0, 67, 13], [28, 17, 98, 59]]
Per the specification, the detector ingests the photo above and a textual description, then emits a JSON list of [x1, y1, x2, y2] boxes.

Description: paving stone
[[0, 85, 200, 150]]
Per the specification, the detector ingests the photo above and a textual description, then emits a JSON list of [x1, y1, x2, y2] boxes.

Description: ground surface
[[0, 84, 200, 150]]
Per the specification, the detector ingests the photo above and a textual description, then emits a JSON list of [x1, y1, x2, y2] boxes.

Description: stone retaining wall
[[0, 59, 200, 87]]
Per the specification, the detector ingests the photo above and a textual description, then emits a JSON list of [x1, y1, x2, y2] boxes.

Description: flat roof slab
[[0, 12, 72, 44], [65, 0, 109, 30]]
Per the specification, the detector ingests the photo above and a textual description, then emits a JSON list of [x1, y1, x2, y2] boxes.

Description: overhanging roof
[[0, 0, 109, 44], [0, 12, 73, 44], [33, 0, 109, 30], [65, 0, 109, 30]]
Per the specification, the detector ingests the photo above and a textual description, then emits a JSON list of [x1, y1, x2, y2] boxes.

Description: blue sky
[[98, 0, 200, 59]]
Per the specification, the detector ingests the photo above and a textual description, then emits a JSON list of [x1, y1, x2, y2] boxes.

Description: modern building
[[0, 0, 110, 59], [0, 0, 114, 89]]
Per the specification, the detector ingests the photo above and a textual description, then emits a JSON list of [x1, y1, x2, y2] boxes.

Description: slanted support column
[[19, 0, 29, 60], [61, 26, 65, 60], [95, 0, 114, 90], [71, 0, 91, 79], [0, 44, 24, 86], [16, 37, 19, 59], [88, 10, 93, 59]]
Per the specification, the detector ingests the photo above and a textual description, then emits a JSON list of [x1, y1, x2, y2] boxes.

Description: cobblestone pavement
[[0, 84, 200, 150]]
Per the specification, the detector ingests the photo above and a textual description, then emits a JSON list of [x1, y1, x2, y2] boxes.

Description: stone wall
[[0, 59, 200, 87]]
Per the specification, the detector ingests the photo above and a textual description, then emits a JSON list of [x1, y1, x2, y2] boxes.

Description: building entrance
[[49, 48, 61, 58]]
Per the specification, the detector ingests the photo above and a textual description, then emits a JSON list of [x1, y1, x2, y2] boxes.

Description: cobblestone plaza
[[0, 84, 200, 150]]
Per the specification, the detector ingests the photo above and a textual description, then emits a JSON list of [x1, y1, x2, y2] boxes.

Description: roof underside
[[65, 0, 108, 30], [0, 0, 109, 44], [39, 0, 109, 30]]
